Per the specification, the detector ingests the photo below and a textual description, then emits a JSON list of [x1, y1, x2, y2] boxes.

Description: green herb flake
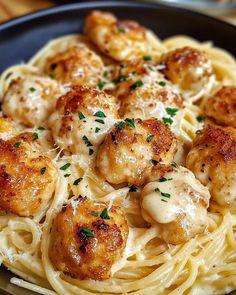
[[38, 126, 46, 131], [129, 80, 143, 91], [94, 111, 106, 118], [158, 81, 166, 87], [103, 71, 108, 78], [115, 121, 126, 130], [78, 112, 85, 120], [124, 118, 135, 128], [147, 65, 155, 71], [161, 192, 171, 198], [100, 208, 110, 219], [166, 107, 178, 117], [89, 148, 94, 156], [33, 132, 39, 141], [48, 73, 55, 79], [196, 115, 204, 122], [64, 174, 71, 178], [40, 167, 46, 174], [154, 187, 161, 193], [95, 119, 105, 124], [95, 127, 101, 133], [146, 135, 154, 142], [151, 159, 159, 166], [171, 161, 178, 168], [91, 212, 99, 217], [129, 185, 138, 192], [162, 117, 173, 125], [118, 27, 126, 33], [143, 55, 152, 61], [82, 136, 93, 147], [161, 199, 168, 202], [73, 177, 83, 185], [113, 75, 127, 85], [159, 177, 167, 182], [29, 87, 36, 92], [60, 163, 71, 171], [80, 228, 95, 238], [13, 142, 21, 148], [97, 81, 106, 90]]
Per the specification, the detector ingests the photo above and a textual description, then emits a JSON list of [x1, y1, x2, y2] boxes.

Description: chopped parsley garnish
[[161, 199, 168, 202], [94, 111, 106, 118], [147, 65, 155, 71], [38, 126, 45, 131], [95, 119, 105, 124], [73, 177, 83, 185], [40, 167, 46, 174], [89, 148, 94, 155], [162, 117, 173, 125], [124, 118, 135, 128], [171, 161, 178, 168], [95, 127, 101, 133], [159, 177, 168, 182], [80, 228, 95, 238], [166, 107, 178, 117], [60, 163, 71, 171], [146, 135, 154, 142], [82, 135, 92, 147], [155, 187, 171, 198], [195, 130, 202, 135], [118, 27, 126, 33], [158, 81, 166, 87], [78, 112, 85, 120], [48, 73, 55, 79], [64, 174, 71, 178], [13, 142, 21, 148], [91, 211, 99, 217], [29, 87, 36, 92], [97, 81, 106, 90], [143, 55, 152, 61], [129, 80, 143, 91], [115, 121, 126, 130], [100, 208, 110, 219], [196, 115, 204, 122], [103, 71, 108, 78], [113, 75, 127, 84], [33, 132, 39, 140], [151, 159, 159, 166], [129, 185, 138, 192]]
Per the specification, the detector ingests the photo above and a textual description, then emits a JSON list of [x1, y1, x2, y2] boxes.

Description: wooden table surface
[[0, 0, 236, 25]]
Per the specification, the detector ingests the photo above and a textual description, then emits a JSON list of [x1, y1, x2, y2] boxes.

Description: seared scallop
[[2, 76, 60, 127], [141, 166, 210, 244], [84, 11, 148, 61], [186, 125, 236, 206], [96, 118, 176, 186], [202, 86, 236, 127], [49, 196, 128, 280], [44, 45, 104, 88], [48, 85, 118, 157], [112, 59, 182, 119], [159, 46, 214, 100], [0, 132, 57, 216]]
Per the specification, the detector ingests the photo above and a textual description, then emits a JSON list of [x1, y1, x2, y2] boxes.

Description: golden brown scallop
[[96, 118, 177, 186], [2, 76, 60, 127], [202, 86, 236, 127], [186, 125, 236, 206], [159, 46, 214, 100], [112, 59, 182, 119], [0, 117, 15, 138], [141, 166, 210, 244], [49, 196, 128, 280], [84, 11, 148, 61], [48, 85, 118, 157], [44, 45, 104, 88], [0, 132, 57, 216]]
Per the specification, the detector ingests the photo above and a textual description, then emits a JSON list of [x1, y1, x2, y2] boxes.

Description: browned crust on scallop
[[0, 133, 56, 216], [203, 86, 236, 127], [49, 197, 128, 280]]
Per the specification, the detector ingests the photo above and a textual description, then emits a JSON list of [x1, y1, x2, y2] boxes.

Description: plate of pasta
[[0, 1, 236, 295]]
